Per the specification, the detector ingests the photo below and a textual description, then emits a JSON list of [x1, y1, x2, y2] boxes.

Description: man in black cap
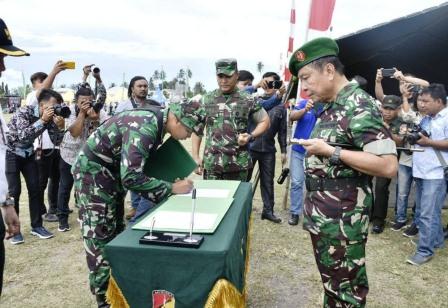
[[0, 18, 28, 296], [371, 95, 403, 234], [289, 37, 398, 307]]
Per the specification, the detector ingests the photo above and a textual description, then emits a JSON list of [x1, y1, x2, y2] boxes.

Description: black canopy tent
[[336, 2, 448, 97]]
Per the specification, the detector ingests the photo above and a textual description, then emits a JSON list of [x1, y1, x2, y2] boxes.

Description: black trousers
[[249, 151, 276, 213], [57, 158, 73, 219], [372, 176, 392, 225], [5, 151, 43, 228], [0, 213, 5, 296], [37, 149, 60, 215]]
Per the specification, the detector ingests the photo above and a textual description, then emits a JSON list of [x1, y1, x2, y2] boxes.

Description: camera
[[277, 168, 290, 184], [53, 103, 71, 118], [405, 124, 430, 145], [267, 80, 283, 89], [89, 100, 104, 114], [408, 84, 422, 94], [381, 68, 396, 77]]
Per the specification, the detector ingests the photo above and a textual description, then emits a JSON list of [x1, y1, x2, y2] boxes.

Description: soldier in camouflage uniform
[[72, 101, 205, 308], [289, 38, 398, 307], [192, 58, 270, 181]]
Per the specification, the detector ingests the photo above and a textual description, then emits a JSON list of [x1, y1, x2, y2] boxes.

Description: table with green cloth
[[104, 182, 252, 308]]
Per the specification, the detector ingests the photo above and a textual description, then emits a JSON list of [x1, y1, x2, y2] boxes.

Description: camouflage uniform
[[72, 102, 205, 296], [201, 89, 266, 181], [303, 83, 396, 307]]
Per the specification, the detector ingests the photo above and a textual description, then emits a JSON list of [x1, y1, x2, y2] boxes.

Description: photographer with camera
[[406, 83, 448, 266], [391, 89, 427, 235], [79, 64, 107, 112], [375, 68, 429, 103], [247, 72, 287, 223], [57, 83, 108, 232], [26, 62, 68, 223], [6, 89, 65, 242]]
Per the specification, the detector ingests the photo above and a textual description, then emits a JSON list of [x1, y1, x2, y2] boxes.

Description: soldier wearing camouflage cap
[[289, 37, 398, 307], [72, 100, 205, 307], [192, 58, 270, 181]]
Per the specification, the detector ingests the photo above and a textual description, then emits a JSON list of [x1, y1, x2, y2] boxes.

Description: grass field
[[1, 113, 447, 307]]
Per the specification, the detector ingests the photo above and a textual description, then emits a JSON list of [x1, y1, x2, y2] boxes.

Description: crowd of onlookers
[[3, 61, 447, 267], [3, 61, 169, 243]]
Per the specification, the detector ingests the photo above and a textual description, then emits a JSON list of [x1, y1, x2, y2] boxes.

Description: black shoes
[[391, 221, 407, 232], [288, 214, 299, 226], [261, 211, 282, 223], [372, 224, 384, 234], [403, 223, 419, 238]]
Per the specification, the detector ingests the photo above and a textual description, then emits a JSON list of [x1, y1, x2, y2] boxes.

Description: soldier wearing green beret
[[192, 58, 270, 181], [72, 101, 206, 307], [289, 37, 398, 307]]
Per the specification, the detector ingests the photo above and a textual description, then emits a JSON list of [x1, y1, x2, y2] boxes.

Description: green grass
[[1, 113, 447, 307]]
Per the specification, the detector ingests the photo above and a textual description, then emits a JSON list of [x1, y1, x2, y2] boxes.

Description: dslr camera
[[267, 80, 283, 89], [404, 124, 430, 145], [408, 84, 422, 94], [53, 103, 71, 118], [89, 100, 104, 114]]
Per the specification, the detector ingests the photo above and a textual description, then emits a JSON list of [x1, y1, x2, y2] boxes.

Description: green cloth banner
[[105, 183, 252, 308]]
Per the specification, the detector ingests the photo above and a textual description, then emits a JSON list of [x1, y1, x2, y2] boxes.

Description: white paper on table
[[140, 211, 218, 231], [177, 188, 231, 198]]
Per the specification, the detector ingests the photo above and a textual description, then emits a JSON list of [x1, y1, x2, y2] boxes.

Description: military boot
[[96, 294, 110, 308]]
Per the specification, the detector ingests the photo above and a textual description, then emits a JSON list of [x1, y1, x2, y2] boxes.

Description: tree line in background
[[1, 60, 266, 100], [0, 68, 206, 100]]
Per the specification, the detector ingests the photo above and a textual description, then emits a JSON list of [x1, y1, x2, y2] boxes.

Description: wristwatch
[[1, 196, 14, 207], [329, 146, 342, 165]]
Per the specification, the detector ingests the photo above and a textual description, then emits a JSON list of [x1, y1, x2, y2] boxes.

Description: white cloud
[[0, 69, 24, 89], [1, 0, 446, 90]]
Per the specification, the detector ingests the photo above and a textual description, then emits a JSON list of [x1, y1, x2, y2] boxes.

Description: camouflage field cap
[[289, 37, 339, 76], [169, 100, 206, 136], [382, 95, 402, 109], [215, 58, 238, 76]]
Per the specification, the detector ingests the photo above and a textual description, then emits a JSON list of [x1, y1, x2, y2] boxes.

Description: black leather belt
[[305, 176, 370, 191]]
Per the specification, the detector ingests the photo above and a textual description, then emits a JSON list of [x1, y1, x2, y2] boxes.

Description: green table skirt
[[105, 182, 252, 308]]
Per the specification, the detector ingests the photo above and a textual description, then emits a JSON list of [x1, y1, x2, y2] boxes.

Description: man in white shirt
[[58, 81, 107, 231]]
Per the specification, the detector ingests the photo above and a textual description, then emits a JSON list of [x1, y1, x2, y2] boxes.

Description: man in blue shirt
[[288, 98, 321, 225], [407, 83, 448, 266]]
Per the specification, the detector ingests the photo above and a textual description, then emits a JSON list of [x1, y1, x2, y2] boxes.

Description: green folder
[[144, 137, 197, 183]]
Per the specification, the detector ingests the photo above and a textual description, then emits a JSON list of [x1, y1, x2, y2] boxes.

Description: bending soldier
[[72, 100, 205, 307]]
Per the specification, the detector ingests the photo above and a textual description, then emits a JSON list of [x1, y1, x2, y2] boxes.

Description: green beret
[[289, 37, 339, 76], [382, 95, 402, 109], [169, 100, 206, 136], [215, 58, 238, 76]]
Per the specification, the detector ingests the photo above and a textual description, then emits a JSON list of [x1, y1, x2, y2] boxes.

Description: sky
[[1, 0, 447, 92]]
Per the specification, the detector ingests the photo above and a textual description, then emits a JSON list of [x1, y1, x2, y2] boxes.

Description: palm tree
[[153, 70, 160, 80], [257, 61, 264, 75], [160, 69, 166, 81]]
